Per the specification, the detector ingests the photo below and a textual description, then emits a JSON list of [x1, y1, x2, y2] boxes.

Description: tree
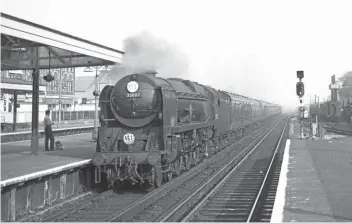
[[338, 71, 352, 85], [338, 71, 352, 99]]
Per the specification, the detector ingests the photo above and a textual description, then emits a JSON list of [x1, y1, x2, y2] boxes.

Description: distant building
[[1, 70, 47, 123], [1, 68, 75, 123], [23, 68, 75, 110], [1, 66, 121, 123], [74, 70, 113, 110], [74, 75, 96, 110]]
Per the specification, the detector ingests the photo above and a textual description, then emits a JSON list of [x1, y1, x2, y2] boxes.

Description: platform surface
[[1, 133, 95, 181], [1, 133, 94, 155], [273, 118, 352, 222]]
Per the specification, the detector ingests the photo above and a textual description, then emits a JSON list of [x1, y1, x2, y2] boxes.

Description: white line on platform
[[271, 139, 290, 223], [1, 132, 91, 145], [0, 126, 94, 136], [0, 159, 92, 188]]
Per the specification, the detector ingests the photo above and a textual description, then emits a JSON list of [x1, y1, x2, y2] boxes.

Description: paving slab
[[1, 133, 95, 157], [1, 133, 96, 181], [276, 118, 352, 222]]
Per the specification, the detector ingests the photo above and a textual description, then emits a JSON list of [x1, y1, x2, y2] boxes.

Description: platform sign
[[329, 84, 340, 90]]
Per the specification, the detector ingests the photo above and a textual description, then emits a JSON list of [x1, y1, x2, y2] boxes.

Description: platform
[[1, 133, 95, 181], [272, 118, 352, 222]]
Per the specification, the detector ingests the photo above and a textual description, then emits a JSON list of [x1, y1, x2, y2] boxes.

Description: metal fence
[[51, 110, 100, 122], [1, 110, 99, 133], [0, 110, 99, 123]]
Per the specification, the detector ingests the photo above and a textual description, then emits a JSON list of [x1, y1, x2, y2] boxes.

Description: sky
[[2, 0, 352, 112]]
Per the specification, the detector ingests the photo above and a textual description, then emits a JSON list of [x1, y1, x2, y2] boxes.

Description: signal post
[[296, 71, 305, 139]]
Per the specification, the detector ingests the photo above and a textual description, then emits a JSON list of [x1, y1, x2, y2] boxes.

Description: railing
[[1, 125, 95, 142], [1, 110, 100, 123], [0, 110, 100, 133], [51, 110, 101, 122]]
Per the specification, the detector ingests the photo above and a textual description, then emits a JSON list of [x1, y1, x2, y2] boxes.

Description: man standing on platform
[[44, 110, 55, 151]]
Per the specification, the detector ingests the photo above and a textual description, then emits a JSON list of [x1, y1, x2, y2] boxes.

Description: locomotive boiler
[[92, 71, 281, 188]]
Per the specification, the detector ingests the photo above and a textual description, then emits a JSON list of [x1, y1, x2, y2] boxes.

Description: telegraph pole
[[93, 66, 99, 141], [84, 65, 109, 142], [58, 68, 62, 128], [296, 71, 305, 139]]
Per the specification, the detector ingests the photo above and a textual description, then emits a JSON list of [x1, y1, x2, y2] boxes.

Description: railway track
[[157, 117, 288, 222], [302, 120, 352, 137], [108, 117, 287, 222], [22, 116, 282, 222], [325, 125, 352, 136], [23, 185, 148, 222]]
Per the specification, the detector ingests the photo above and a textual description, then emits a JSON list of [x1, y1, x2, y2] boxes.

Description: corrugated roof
[[1, 13, 125, 54]]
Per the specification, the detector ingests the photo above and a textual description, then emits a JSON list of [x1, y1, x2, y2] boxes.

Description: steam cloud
[[108, 31, 190, 82]]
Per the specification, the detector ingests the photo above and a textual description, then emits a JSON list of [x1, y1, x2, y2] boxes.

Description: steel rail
[[105, 118, 280, 222], [40, 190, 112, 222], [325, 125, 352, 136], [161, 118, 284, 222], [246, 118, 288, 222]]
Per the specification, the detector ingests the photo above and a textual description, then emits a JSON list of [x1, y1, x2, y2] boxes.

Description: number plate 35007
[[126, 92, 141, 98]]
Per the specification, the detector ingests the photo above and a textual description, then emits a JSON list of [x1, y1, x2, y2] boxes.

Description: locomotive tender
[[92, 71, 281, 188]]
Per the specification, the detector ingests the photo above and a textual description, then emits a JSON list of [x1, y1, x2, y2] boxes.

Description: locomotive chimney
[[132, 70, 158, 77]]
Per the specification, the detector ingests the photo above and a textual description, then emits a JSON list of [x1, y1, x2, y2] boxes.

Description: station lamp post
[[84, 65, 110, 142]]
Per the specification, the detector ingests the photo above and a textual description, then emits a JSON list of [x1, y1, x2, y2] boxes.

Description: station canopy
[[1, 13, 124, 71]]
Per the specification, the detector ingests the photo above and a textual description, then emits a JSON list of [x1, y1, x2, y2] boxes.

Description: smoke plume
[[108, 31, 190, 82]]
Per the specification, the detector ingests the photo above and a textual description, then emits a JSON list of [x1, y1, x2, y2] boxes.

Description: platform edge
[[270, 139, 290, 223], [0, 159, 92, 188]]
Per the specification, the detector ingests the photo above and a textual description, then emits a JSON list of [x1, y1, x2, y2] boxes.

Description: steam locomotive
[[92, 71, 281, 188]]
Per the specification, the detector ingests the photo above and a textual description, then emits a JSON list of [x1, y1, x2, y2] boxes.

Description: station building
[[1, 68, 75, 123]]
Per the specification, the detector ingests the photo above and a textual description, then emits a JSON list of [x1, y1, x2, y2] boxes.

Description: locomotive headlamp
[[92, 152, 106, 166], [101, 143, 107, 151], [147, 152, 159, 166], [127, 81, 139, 93]]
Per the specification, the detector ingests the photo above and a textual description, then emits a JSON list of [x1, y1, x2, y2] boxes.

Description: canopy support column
[[30, 47, 39, 156], [12, 92, 17, 132]]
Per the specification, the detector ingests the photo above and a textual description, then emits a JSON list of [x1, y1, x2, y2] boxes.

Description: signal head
[[296, 81, 305, 97]]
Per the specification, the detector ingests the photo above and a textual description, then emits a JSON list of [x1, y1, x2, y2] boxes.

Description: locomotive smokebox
[[109, 72, 162, 128]]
